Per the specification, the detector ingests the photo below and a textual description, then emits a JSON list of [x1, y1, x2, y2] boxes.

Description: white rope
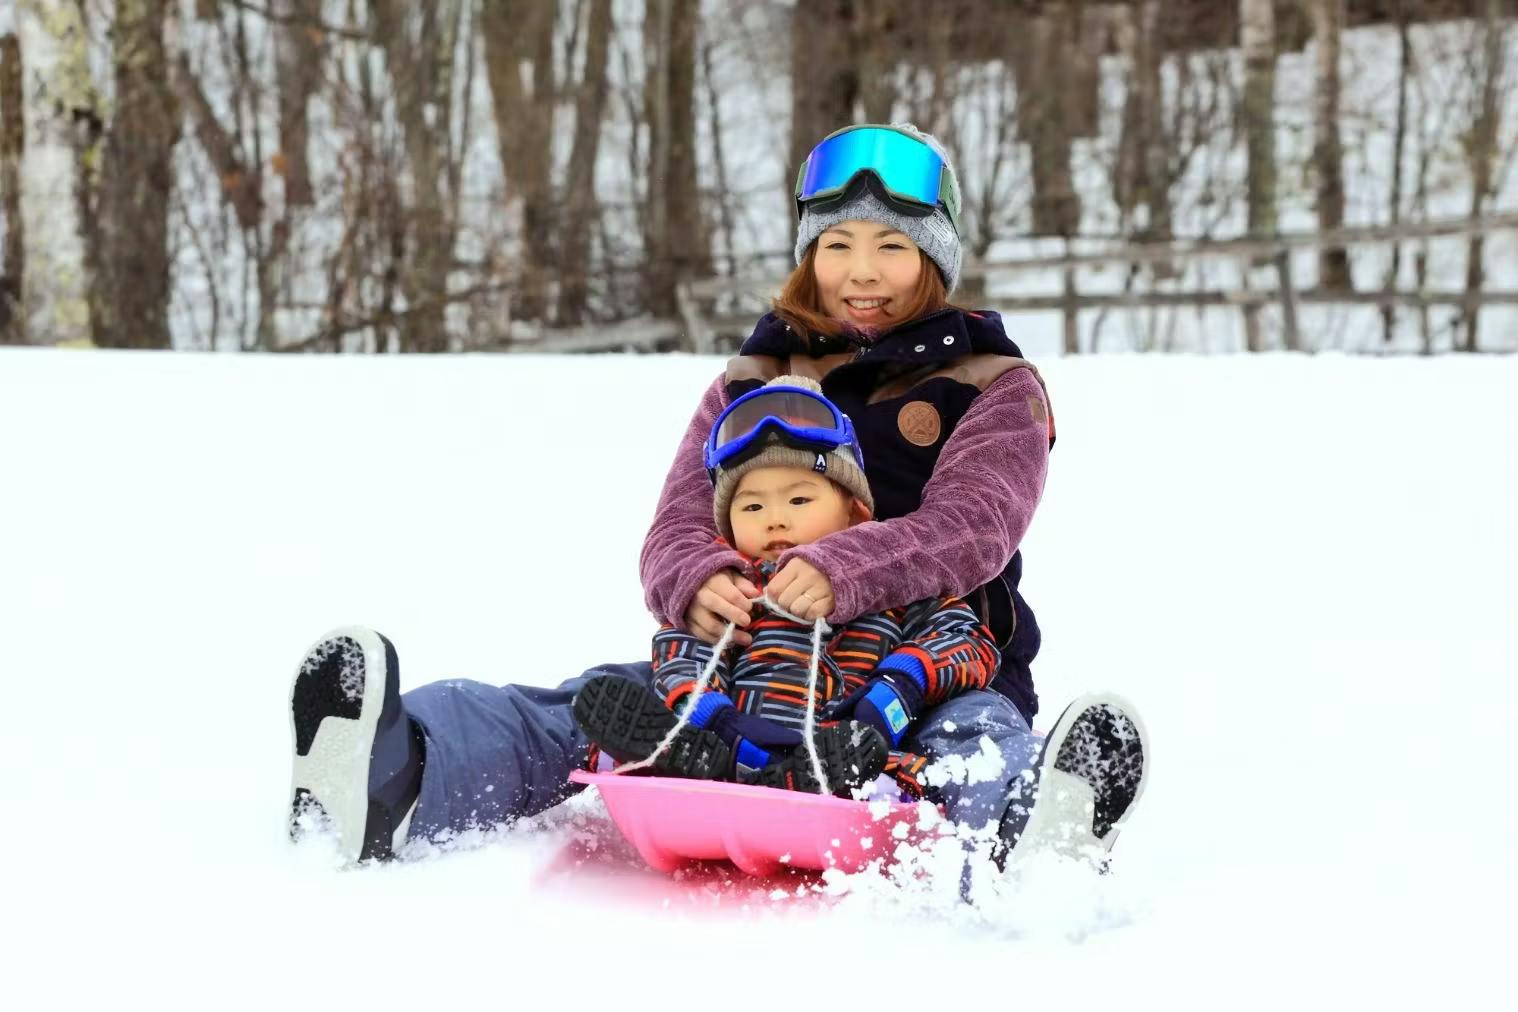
[[800, 614, 831, 796], [612, 595, 833, 795]]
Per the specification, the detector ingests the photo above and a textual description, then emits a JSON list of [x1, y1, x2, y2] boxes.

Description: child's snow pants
[[401, 662, 1041, 843]]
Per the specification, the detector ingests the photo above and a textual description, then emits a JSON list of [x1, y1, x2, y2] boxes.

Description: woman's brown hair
[[771, 242, 952, 346]]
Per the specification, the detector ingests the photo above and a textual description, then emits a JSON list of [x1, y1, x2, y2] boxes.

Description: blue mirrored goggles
[[704, 386, 864, 480], [794, 125, 961, 234]]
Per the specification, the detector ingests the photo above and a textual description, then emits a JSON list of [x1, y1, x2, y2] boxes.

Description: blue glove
[[682, 692, 803, 771], [827, 655, 929, 748]]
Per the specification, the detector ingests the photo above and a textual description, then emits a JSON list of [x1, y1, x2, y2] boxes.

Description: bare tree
[[643, 0, 707, 319], [557, 0, 612, 325], [1015, 6, 1081, 238], [372, 0, 467, 352], [1303, 0, 1351, 290], [1380, 0, 1413, 344], [91, 0, 178, 350], [1116, 0, 1174, 248], [171, 17, 270, 349], [1240, 0, 1279, 351], [1240, 0, 1278, 242], [482, 0, 556, 323], [1460, 0, 1508, 353], [1, 32, 22, 343], [15, 0, 97, 346], [788, 0, 855, 184], [852, 1, 898, 123], [274, 0, 325, 209]]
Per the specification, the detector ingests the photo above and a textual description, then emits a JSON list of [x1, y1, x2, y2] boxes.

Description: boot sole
[[998, 692, 1148, 863], [288, 627, 396, 863], [572, 676, 735, 780]]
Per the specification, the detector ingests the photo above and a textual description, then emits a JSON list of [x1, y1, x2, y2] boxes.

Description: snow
[[2, 347, 1515, 1008]]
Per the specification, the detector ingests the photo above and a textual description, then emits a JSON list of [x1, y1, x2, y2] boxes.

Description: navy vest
[[729, 307, 1045, 723]]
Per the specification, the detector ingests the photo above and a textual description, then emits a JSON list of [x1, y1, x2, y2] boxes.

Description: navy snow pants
[[402, 662, 1040, 842]]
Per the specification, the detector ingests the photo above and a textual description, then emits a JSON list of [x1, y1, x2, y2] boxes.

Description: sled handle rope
[[611, 596, 833, 796]]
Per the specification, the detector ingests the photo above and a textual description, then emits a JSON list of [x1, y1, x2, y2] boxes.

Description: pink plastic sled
[[569, 769, 924, 877]]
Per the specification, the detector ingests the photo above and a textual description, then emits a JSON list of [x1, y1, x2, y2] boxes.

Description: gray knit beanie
[[794, 123, 963, 294], [711, 376, 874, 544]]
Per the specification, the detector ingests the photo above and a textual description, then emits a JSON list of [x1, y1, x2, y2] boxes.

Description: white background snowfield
[[2, 348, 1513, 1009]]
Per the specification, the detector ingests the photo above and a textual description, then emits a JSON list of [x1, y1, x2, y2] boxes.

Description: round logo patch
[[897, 401, 942, 447]]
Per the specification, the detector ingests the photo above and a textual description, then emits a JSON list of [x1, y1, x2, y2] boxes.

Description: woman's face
[[811, 219, 923, 328]]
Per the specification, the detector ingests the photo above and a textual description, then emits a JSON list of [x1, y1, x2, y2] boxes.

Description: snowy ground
[[2, 347, 1515, 1009]]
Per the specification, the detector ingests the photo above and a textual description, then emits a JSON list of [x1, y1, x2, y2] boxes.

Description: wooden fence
[[497, 210, 1518, 355]]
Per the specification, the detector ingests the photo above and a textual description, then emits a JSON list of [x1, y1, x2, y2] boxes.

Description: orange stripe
[[840, 630, 884, 642], [746, 647, 813, 663]]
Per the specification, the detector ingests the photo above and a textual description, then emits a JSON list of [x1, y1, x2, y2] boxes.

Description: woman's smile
[[842, 296, 890, 322]]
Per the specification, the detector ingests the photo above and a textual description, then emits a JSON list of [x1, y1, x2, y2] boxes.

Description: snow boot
[[289, 626, 424, 863], [573, 675, 738, 779], [573, 675, 888, 796], [994, 692, 1148, 869], [737, 722, 889, 797]]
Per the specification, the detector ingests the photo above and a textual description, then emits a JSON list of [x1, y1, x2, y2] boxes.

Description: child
[[573, 376, 1002, 800]]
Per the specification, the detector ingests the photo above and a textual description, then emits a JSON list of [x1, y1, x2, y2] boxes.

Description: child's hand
[[767, 558, 834, 622], [684, 569, 760, 646]]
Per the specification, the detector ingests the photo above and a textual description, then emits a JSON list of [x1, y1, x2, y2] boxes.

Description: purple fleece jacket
[[639, 368, 1050, 627]]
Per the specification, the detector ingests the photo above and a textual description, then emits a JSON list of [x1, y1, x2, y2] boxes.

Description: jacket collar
[[738, 308, 1023, 363]]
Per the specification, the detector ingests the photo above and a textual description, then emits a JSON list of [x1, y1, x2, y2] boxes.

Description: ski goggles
[[704, 385, 864, 480], [794, 125, 961, 235]]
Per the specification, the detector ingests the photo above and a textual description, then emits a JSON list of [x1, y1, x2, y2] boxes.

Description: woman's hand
[[684, 570, 760, 646], [766, 558, 835, 622]]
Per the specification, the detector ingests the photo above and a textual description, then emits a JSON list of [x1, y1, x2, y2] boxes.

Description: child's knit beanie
[[793, 123, 963, 294], [711, 376, 874, 544]]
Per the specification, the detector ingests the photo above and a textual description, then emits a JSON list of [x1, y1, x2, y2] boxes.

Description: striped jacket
[[650, 558, 1000, 795]]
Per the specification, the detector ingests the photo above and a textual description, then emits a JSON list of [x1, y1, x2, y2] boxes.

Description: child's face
[[729, 466, 858, 562], [812, 219, 924, 327]]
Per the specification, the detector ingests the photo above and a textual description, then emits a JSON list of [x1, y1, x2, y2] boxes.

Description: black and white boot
[[289, 627, 424, 863], [995, 692, 1148, 868]]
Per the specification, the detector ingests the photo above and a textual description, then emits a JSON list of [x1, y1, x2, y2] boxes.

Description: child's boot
[[573, 675, 736, 778], [994, 692, 1148, 869], [737, 722, 889, 797], [289, 626, 424, 863]]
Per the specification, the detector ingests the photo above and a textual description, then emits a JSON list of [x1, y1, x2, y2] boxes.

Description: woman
[[288, 124, 1147, 869]]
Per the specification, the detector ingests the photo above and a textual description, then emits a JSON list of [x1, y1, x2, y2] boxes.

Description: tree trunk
[[1137, 1, 1171, 251], [1381, 0, 1411, 344], [1016, 11, 1080, 237], [853, 2, 898, 123], [700, 35, 738, 281], [274, 0, 324, 209], [1240, 0, 1278, 248], [1462, 0, 1505, 354], [556, 0, 612, 325], [788, 0, 855, 204], [91, 0, 177, 350], [1116, 1, 1172, 251], [1, 33, 22, 343], [1304, 0, 1351, 290], [16, 0, 97, 346], [482, 0, 555, 322], [643, 0, 706, 321], [373, 1, 459, 353]]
